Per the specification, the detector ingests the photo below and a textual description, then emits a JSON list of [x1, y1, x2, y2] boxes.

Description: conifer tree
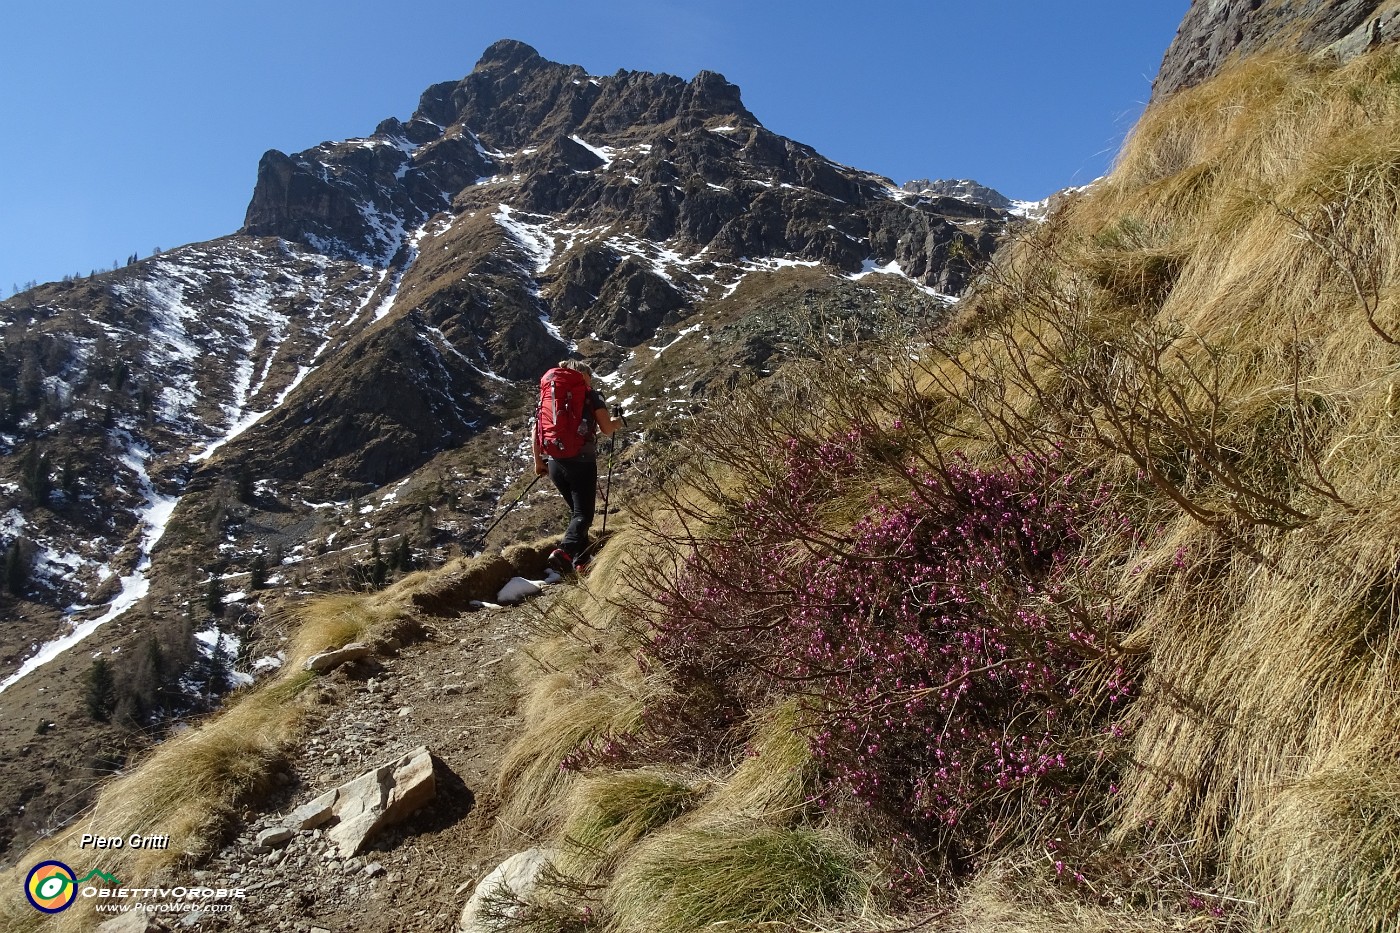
[[249, 553, 267, 590], [366, 539, 387, 588], [204, 572, 225, 616], [84, 658, 117, 721], [198, 636, 232, 697], [142, 635, 176, 711], [4, 541, 28, 596], [235, 464, 253, 503]]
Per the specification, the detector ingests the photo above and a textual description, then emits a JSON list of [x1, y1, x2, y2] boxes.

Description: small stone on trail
[[257, 823, 295, 846], [294, 745, 440, 857], [304, 643, 372, 674]]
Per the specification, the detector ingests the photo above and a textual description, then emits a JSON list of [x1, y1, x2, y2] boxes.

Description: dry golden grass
[[557, 769, 703, 877], [917, 868, 1185, 933], [603, 823, 863, 933], [939, 47, 1400, 931], [492, 522, 666, 848]]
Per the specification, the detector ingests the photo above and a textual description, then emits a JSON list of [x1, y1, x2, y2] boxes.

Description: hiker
[[533, 360, 621, 573]]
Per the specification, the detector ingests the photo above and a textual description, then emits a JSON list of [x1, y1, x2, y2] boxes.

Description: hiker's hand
[[534, 460, 548, 476]]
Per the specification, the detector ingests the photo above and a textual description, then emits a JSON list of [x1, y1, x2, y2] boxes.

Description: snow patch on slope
[[849, 258, 958, 302], [0, 441, 176, 694], [569, 134, 616, 168]]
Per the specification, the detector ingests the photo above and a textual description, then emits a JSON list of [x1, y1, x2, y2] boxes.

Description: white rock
[[286, 789, 338, 830], [304, 642, 372, 673], [282, 746, 437, 857], [459, 848, 558, 933], [323, 745, 437, 857], [495, 577, 543, 604], [256, 827, 294, 848]]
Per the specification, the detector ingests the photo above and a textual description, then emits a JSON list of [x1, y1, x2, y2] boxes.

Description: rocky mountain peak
[[901, 178, 1014, 212], [473, 38, 547, 73], [1153, 0, 1400, 100], [685, 69, 747, 116]]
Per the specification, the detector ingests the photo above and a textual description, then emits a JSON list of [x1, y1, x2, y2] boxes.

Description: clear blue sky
[[0, 1, 1188, 293]]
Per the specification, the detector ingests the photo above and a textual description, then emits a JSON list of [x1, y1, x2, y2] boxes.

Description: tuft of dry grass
[[492, 522, 667, 848], [558, 770, 703, 877], [604, 823, 863, 933]]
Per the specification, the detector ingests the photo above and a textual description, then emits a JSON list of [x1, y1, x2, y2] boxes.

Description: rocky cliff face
[[0, 40, 1017, 858], [1153, 0, 1400, 99], [901, 178, 1015, 212]]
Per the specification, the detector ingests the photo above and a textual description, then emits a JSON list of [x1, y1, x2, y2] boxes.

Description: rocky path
[[172, 589, 556, 933]]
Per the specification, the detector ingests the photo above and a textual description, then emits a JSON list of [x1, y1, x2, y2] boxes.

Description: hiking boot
[[547, 548, 576, 575], [572, 553, 592, 575]]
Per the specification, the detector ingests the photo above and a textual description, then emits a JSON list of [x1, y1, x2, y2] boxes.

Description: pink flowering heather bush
[[643, 429, 1134, 864]]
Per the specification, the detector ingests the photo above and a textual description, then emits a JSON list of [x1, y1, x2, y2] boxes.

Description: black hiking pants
[[548, 456, 597, 557]]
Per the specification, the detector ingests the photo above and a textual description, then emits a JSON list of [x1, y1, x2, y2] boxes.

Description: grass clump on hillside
[[558, 770, 701, 876], [605, 825, 862, 933]]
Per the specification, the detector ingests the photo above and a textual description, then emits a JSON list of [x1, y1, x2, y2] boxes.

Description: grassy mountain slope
[[487, 46, 1400, 932], [5, 40, 1400, 933]]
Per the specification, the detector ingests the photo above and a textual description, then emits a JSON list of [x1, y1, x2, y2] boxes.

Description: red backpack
[[536, 367, 594, 459]]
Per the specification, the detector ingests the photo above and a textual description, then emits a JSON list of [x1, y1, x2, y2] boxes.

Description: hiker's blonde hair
[[559, 360, 594, 378]]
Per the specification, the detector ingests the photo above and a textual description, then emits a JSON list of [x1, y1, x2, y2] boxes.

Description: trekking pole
[[600, 403, 627, 535], [472, 473, 542, 553]]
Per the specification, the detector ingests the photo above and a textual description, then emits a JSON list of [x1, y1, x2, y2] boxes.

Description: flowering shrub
[[645, 431, 1133, 855]]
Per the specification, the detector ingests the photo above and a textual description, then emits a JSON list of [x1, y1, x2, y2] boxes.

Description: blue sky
[[0, 1, 1187, 293]]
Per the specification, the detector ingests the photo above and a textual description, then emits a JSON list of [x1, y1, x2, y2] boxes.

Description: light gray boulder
[[283, 745, 437, 856], [459, 848, 558, 933]]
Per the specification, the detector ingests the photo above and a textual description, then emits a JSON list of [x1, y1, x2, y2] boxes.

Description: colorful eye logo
[[25, 860, 77, 913]]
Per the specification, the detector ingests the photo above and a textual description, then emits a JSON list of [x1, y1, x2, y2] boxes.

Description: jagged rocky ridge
[[1153, 0, 1400, 99], [0, 40, 1018, 858]]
